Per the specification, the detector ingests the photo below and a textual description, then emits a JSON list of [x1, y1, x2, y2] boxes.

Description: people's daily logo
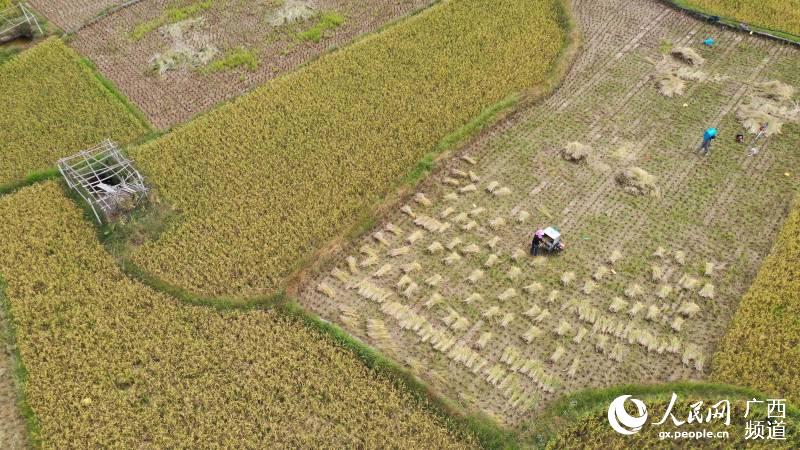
[[608, 395, 648, 435]]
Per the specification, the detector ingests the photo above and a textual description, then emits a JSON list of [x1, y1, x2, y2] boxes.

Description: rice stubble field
[[72, 0, 436, 128], [297, 0, 800, 427]]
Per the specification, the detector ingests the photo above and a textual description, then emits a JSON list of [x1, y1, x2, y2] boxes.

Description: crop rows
[[680, 0, 800, 36], [127, 0, 567, 297], [298, 0, 800, 425], [712, 200, 800, 405], [0, 181, 473, 448], [0, 38, 148, 187], [72, 0, 434, 128], [27, 0, 123, 31]]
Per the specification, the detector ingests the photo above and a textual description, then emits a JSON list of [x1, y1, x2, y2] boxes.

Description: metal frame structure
[[58, 139, 149, 223], [0, 3, 43, 40]]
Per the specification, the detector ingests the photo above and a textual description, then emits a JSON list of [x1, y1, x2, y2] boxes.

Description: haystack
[[737, 79, 799, 136], [268, 0, 316, 26], [656, 72, 685, 97], [561, 142, 591, 162], [736, 98, 799, 136], [675, 67, 708, 82], [671, 47, 705, 66], [617, 166, 658, 196], [755, 80, 796, 102]]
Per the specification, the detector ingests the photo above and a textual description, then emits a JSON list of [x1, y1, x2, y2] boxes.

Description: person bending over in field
[[531, 229, 544, 256], [698, 127, 717, 156]]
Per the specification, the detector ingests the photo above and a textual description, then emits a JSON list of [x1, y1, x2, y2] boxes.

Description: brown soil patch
[[71, 0, 433, 129]]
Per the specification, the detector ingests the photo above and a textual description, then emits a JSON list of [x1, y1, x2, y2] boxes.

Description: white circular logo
[[608, 395, 648, 435]]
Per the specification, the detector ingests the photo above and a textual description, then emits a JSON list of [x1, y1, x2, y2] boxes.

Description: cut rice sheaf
[[500, 313, 515, 328], [617, 166, 658, 197], [316, 282, 337, 299], [466, 269, 484, 284], [671, 47, 705, 66], [498, 288, 517, 301], [561, 142, 591, 162], [414, 193, 432, 207], [427, 241, 444, 254]]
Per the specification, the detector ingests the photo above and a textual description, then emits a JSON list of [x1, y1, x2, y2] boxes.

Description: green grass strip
[[202, 47, 259, 74], [297, 11, 346, 43]]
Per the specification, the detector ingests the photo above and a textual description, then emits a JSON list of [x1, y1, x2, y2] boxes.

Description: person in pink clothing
[[530, 229, 544, 256]]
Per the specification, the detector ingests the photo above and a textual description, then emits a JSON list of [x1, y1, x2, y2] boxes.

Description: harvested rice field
[[298, 0, 800, 427], [27, 0, 123, 31], [71, 0, 436, 128]]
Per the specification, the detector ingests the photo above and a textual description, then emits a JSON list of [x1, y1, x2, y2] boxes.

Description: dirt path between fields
[[297, 0, 800, 427]]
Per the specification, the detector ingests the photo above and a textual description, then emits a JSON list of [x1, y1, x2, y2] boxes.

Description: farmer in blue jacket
[[698, 127, 717, 156]]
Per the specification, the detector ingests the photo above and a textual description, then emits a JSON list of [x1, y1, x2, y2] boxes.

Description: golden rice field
[[0, 38, 148, 187], [129, 0, 568, 297], [712, 199, 800, 404], [681, 0, 800, 36], [0, 182, 475, 448]]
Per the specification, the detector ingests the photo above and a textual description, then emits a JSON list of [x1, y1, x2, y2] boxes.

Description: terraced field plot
[[0, 182, 474, 448], [125, 0, 567, 297], [713, 200, 800, 403], [72, 0, 434, 128], [679, 0, 800, 37], [0, 38, 148, 187], [298, 0, 800, 426], [27, 0, 126, 31]]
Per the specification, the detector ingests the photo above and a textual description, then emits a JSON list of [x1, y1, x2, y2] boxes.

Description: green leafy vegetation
[[297, 11, 346, 43], [203, 46, 258, 73]]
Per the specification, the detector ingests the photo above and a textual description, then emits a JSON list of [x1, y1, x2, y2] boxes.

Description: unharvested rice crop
[[0, 39, 148, 186], [0, 182, 474, 448], [713, 200, 800, 404], [670, 47, 704, 66], [680, 0, 800, 36], [130, 0, 567, 297]]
